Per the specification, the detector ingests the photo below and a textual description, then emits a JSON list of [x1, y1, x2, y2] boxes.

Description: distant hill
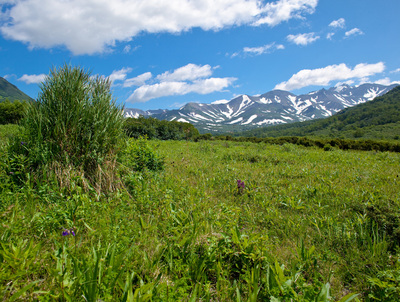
[[237, 85, 400, 141], [0, 77, 34, 102]]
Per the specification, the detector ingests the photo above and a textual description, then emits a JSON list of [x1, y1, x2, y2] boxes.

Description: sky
[[1, 0, 399, 110]]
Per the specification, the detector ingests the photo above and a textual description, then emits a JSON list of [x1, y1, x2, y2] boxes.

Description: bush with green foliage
[[0, 99, 27, 124], [207, 134, 400, 153], [11, 64, 125, 191], [120, 136, 164, 172]]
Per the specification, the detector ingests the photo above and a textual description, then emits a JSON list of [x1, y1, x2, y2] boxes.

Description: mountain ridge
[[238, 85, 400, 140], [124, 83, 399, 133]]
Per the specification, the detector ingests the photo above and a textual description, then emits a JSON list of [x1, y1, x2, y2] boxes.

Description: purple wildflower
[[62, 228, 76, 236], [21, 141, 26, 145], [237, 179, 245, 189], [237, 179, 245, 194]]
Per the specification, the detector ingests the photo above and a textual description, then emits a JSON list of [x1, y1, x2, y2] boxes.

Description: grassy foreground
[[1, 139, 400, 301]]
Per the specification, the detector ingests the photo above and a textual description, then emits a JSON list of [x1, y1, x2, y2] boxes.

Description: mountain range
[[239, 85, 400, 140], [124, 83, 399, 133]]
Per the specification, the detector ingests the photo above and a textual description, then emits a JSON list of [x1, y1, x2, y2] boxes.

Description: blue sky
[[1, 0, 399, 110]]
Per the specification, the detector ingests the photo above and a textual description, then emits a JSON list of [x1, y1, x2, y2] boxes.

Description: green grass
[[1, 139, 400, 301], [0, 124, 23, 142]]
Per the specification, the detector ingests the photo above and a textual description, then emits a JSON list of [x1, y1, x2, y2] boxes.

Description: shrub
[[120, 137, 164, 172], [12, 64, 125, 191], [0, 99, 27, 124]]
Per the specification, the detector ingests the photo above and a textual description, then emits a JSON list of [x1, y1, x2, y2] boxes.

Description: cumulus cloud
[[123, 72, 153, 88], [254, 0, 318, 26], [108, 67, 132, 83], [156, 64, 213, 82], [18, 73, 46, 84], [274, 62, 385, 91], [243, 42, 285, 55], [374, 77, 400, 86], [127, 78, 236, 103], [126, 64, 236, 103], [345, 28, 364, 37], [329, 18, 345, 28], [287, 32, 319, 45], [390, 68, 400, 74], [0, 0, 318, 55]]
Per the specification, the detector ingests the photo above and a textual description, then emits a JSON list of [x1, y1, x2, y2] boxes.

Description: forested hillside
[[0, 76, 33, 102], [238, 85, 400, 140]]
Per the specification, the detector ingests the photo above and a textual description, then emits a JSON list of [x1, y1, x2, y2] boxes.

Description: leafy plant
[[120, 137, 164, 172], [11, 64, 125, 192]]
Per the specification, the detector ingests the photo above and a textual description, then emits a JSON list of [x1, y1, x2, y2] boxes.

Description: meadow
[[1, 65, 399, 301], [1, 136, 399, 301]]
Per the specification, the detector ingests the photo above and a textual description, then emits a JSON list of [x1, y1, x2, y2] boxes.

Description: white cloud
[[123, 72, 153, 88], [390, 68, 400, 74], [128, 81, 188, 103], [156, 64, 213, 82], [345, 28, 364, 37], [0, 0, 318, 55], [123, 45, 131, 53], [126, 64, 236, 103], [108, 67, 132, 83], [326, 32, 335, 40], [287, 32, 319, 45], [3, 74, 14, 80], [123, 45, 139, 54], [18, 73, 46, 84], [329, 18, 345, 28], [243, 42, 285, 55], [358, 77, 370, 85], [190, 77, 236, 94], [374, 77, 400, 86], [254, 0, 318, 26], [274, 62, 385, 91], [127, 78, 236, 103]]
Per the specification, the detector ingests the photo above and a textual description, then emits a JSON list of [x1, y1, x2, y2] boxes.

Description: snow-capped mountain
[[124, 83, 399, 133]]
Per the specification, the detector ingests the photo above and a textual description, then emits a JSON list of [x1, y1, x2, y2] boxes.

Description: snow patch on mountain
[[235, 95, 253, 116], [364, 87, 386, 100], [228, 117, 244, 124], [243, 115, 258, 125], [256, 119, 285, 125], [259, 97, 273, 104], [212, 99, 230, 105]]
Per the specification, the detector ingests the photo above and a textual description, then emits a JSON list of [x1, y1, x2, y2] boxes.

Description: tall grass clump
[[12, 64, 125, 192]]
